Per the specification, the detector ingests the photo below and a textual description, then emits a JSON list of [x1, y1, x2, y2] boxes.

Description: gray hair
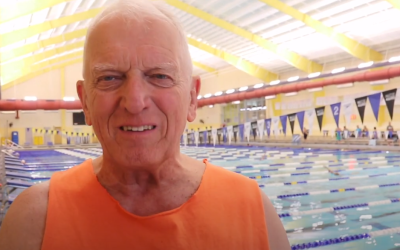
[[83, 0, 192, 80]]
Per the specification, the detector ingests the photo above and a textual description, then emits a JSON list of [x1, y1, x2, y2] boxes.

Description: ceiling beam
[[258, 0, 384, 62], [188, 37, 278, 82], [0, 8, 100, 48], [2, 58, 83, 91], [1, 28, 87, 63], [386, 0, 400, 9], [0, 0, 72, 24], [192, 61, 217, 73], [1, 41, 84, 84], [166, 0, 322, 73]]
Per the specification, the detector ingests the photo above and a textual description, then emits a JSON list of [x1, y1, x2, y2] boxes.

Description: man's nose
[[119, 73, 149, 114]]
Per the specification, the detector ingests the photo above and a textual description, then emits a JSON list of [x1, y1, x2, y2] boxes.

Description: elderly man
[[0, 0, 290, 249]]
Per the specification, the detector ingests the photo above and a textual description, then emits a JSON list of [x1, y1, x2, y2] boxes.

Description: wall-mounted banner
[[212, 129, 217, 146], [203, 130, 208, 144], [227, 126, 233, 144], [330, 102, 341, 128], [272, 117, 280, 135], [222, 126, 227, 143], [251, 121, 258, 140], [368, 93, 381, 122], [355, 96, 368, 124], [315, 106, 325, 131], [257, 119, 265, 140], [194, 130, 199, 146], [280, 115, 288, 135], [265, 118, 272, 137], [288, 113, 297, 134], [297, 111, 305, 133], [305, 109, 315, 135], [239, 124, 244, 141], [244, 122, 251, 142], [233, 125, 239, 142], [382, 89, 397, 120], [342, 102, 353, 126]]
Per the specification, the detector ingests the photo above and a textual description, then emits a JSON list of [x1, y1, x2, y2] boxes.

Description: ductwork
[[1, 65, 400, 111]]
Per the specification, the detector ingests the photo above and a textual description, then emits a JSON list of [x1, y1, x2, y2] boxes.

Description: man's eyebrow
[[91, 64, 120, 73]]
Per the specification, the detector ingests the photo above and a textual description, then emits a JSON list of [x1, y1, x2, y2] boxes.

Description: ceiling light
[[204, 93, 212, 98], [288, 76, 299, 82], [370, 79, 389, 85], [232, 101, 240, 104], [358, 61, 374, 69], [269, 80, 280, 85], [265, 95, 276, 100], [212, 44, 216, 48], [239, 86, 248, 91], [337, 83, 353, 89], [331, 67, 346, 74], [187, 34, 191, 37], [197, 38, 202, 42], [214, 91, 223, 96], [285, 92, 297, 96], [389, 56, 400, 63], [24, 96, 37, 101], [63, 97, 75, 102], [254, 83, 264, 89], [1, 111, 15, 114], [197, 95, 202, 100], [307, 87, 323, 92], [308, 72, 321, 78], [209, 105, 214, 108], [226, 89, 235, 94]]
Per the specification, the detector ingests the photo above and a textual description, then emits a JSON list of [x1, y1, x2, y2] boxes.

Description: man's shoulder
[[0, 182, 49, 250]]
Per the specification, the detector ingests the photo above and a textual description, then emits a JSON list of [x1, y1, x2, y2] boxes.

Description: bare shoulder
[[260, 192, 291, 250], [0, 181, 49, 250]]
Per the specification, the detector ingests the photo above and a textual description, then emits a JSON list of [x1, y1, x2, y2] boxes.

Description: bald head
[[83, 0, 192, 81]]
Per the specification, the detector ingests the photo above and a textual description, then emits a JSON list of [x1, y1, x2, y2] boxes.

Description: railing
[[3, 139, 23, 149]]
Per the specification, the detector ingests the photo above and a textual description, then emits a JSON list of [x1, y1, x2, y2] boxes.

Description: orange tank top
[[41, 159, 270, 250]]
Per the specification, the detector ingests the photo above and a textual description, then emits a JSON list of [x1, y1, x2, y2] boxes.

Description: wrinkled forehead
[[83, 14, 187, 77]]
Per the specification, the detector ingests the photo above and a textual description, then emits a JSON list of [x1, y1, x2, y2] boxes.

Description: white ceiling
[[1, 0, 400, 78]]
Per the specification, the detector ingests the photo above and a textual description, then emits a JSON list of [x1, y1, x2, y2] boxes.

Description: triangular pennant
[[257, 119, 265, 140], [382, 89, 397, 120], [330, 103, 341, 127], [368, 93, 381, 122], [297, 111, 305, 133], [280, 115, 287, 135], [288, 113, 296, 135], [315, 106, 325, 132], [265, 119, 271, 137], [355, 96, 368, 124]]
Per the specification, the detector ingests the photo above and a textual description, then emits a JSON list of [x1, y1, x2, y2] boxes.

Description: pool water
[[4, 146, 400, 249]]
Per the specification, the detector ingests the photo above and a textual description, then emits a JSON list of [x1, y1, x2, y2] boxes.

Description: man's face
[[77, 16, 199, 167]]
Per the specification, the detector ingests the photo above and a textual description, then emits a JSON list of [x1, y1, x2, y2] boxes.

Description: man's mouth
[[120, 125, 156, 132]]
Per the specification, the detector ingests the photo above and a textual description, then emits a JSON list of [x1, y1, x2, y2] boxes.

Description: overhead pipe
[[1, 65, 400, 111], [197, 65, 400, 107]]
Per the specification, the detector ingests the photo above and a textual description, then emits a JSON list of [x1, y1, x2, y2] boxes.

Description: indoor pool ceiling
[[1, 0, 400, 84]]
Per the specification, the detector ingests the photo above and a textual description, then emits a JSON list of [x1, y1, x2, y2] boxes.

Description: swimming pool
[[4, 146, 400, 249]]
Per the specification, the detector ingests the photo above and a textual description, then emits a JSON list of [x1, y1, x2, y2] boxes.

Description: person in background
[[362, 126, 369, 138], [387, 122, 394, 139], [335, 127, 342, 142], [343, 126, 349, 139], [303, 127, 309, 140], [0, 1, 289, 250], [372, 127, 378, 139], [355, 125, 362, 138]]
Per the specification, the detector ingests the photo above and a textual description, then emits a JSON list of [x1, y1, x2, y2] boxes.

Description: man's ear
[[76, 80, 92, 126], [187, 76, 201, 122]]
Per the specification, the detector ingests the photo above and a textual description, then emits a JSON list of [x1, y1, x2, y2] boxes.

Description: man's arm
[[0, 182, 49, 250], [261, 192, 291, 250]]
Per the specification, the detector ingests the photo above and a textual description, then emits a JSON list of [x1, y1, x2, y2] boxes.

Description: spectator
[[387, 122, 394, 139], [362, 126, 369, 137], [372, 127, 378, 139], [303, 127, 309, 140], [355, 126, 362, 137]]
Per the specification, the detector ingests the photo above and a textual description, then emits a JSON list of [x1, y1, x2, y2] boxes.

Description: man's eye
[[153, 74, 169, 80], [102, 76, 117, 81]]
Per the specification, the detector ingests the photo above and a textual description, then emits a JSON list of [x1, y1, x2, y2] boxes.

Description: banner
[[330, 102, 341, 128], [315, 106, 325, 132], [203, 130, 207, 144], [265, 119, 271, 137], [194, 131, 199, 146], [222, 127, 227, 143], [244, 122, 251, 142], [368, 93, 381, 122], [272, 117, 280, 136], [280, 115, 287, 135], [239, 124, 244, 141], [305, 109, 315, 135], [212, 129, 217, 146], [183, 133, 187, 147], [288, 113, 297, 135], [251, 121, 257, 140], [227, 126, 233, 144], [233, 125, 239, 142], [343, 102, 353, 126], [297, 111, 305, 133], [257, 119, 265, 140], [382, 89, 397, 120], [355, 96, 368, 124]]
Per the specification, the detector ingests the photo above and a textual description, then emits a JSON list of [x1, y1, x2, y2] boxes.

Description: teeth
[[128, 126, 132, 131], [123, 127, 128, 131], [138, 126, 144, 131], [122, 125, 154, 131], [132, 127, 138, 131]]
